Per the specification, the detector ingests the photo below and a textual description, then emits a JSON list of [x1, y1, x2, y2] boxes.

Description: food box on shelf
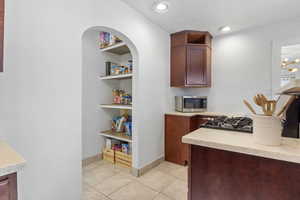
[[103, 148, 115, 164], [115, 150, 132, 168]]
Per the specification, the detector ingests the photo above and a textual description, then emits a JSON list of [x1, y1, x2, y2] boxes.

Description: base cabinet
[[0, 173, 17, 200], [165, 115, 209, 165], [189, 145, 300, 200]]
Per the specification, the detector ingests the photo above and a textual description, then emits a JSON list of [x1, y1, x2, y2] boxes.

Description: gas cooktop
[[201, 116, 253, 133]]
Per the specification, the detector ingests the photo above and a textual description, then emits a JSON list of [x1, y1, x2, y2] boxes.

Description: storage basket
[[103, 148, 115, 164], [115, 150, 132, 168]]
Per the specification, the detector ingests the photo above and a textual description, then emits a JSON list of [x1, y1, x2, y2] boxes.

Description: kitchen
[[1, 0, 300, 200], [166, 30, 300, 199]]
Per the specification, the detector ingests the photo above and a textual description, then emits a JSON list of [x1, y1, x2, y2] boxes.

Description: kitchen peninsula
[[182, 128, 300, 200], [0, 141, 26, 200]]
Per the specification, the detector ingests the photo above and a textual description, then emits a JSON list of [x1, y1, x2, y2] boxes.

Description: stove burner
[[201, 116, 253, 133]]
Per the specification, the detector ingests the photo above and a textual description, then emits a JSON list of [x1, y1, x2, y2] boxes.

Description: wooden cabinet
[[0, 173, 17, 200], [0, 179, 9, 200], [189, 145, 300, 200], [171, 31, 212, 88], [165, 114, 209, 165]]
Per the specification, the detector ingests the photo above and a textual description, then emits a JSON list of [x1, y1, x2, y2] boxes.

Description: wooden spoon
[[243, 100, 257, 114], [253, 95, 261, 106], [276, 96, 296, 117], [262, 100, 277, 116]]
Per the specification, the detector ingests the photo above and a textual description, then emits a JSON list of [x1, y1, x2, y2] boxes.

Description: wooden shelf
[[99, 74, 132, 80], [100, 42, 130, 55], [100, 130, 132, 143], [99, 104, 132, 110]]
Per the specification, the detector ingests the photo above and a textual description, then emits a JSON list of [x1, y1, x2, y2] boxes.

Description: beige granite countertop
[[182, 128, 300, 164], [165, 111, 244, 117], [0, 141, 26, 176]]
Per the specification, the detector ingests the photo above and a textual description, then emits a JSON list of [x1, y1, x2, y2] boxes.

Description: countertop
[[0, 141, 26, 177], [182, 128, 300, 164], [165, 111, 244, 117]]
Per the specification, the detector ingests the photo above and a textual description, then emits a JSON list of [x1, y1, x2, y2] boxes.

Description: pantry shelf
[[100, 42, 130, 55], [100, 130, 132, 143], [99, 104, 132, 110], [99, 74, 132, 80]]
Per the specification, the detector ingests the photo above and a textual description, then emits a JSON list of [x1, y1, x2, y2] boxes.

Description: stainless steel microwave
[[175, 96, 207, 113]]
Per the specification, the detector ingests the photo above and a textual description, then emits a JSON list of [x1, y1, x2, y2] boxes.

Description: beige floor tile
[[83, 166, 118, 185], [83, 163, 98, 171], [153, 193, 172, 200], [83, 160, 109, 174], [169, 167, 188, 181], [162, 180, 188, 200], [93, 173, 134, 195], [155, 161, 182, 174], [137, 170, 177, 192], [109, 181, 158, 200], [82, 185, 110, 200], [114, 164, 132, 174]]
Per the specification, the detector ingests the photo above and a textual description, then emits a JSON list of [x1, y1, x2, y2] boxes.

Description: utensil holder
[[252, 115, 282, 146]]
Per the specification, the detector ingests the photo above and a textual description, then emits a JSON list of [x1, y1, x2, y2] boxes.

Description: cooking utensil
[[253, 94, 278, 116], [276, 96, 296, 117], [254, 94, 267, 107], [253, 95, 261, 106], [243, 100, 257, 114], [262, 100, 277, 116]]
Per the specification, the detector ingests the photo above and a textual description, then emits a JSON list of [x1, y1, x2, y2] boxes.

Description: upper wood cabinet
[[170, 30, 212, 88]]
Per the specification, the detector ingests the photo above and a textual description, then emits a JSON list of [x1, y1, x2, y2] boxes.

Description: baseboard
[[82, 153, 102, 167], [131, 156, 164, 177]]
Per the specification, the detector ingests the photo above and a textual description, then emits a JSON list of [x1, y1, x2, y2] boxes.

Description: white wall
[[167, 18, 300, 115], [0, 0, 169, 199]]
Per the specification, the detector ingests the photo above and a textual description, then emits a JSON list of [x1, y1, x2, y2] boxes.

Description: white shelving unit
[[98, 34, 134, 169], [99, 104, 132, 110], [100, 42, 130, 55], [99, 73, 132, 80], [99, 130, 132, 143]]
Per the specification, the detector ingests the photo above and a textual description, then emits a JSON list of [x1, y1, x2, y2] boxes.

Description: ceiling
[[121, 0, 300, 35]]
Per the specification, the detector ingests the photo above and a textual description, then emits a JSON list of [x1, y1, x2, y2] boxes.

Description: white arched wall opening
[[81, 26, 139, 169]]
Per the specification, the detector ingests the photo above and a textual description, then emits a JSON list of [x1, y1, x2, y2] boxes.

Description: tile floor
[[82, 160, 188, 200]]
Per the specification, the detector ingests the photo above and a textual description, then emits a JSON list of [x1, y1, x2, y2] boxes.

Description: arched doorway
[[81, 26, 139, 174]]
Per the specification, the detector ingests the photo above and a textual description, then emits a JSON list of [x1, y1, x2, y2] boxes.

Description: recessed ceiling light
[[284, 58, 289, 62], [153, 1, 170, 13], [219, 26, 231, 33], [295, 58, 300, 63]]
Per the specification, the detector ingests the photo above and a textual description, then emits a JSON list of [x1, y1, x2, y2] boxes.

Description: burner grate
[[201, 116, 253, 133]]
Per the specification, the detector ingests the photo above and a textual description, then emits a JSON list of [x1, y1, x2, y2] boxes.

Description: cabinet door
[[0, 179, 9, 200], [171, 46, 187, 87], [186, 46, 208, 86], [0, 174, 17, 200], [165, 115, 191, 165]]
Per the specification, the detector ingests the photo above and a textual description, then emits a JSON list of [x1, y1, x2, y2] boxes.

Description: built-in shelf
[[99, 74, 132, 80], [100, 42, 130, 55], [100, 130, 132, 143], [99, 104, 132, 110]]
